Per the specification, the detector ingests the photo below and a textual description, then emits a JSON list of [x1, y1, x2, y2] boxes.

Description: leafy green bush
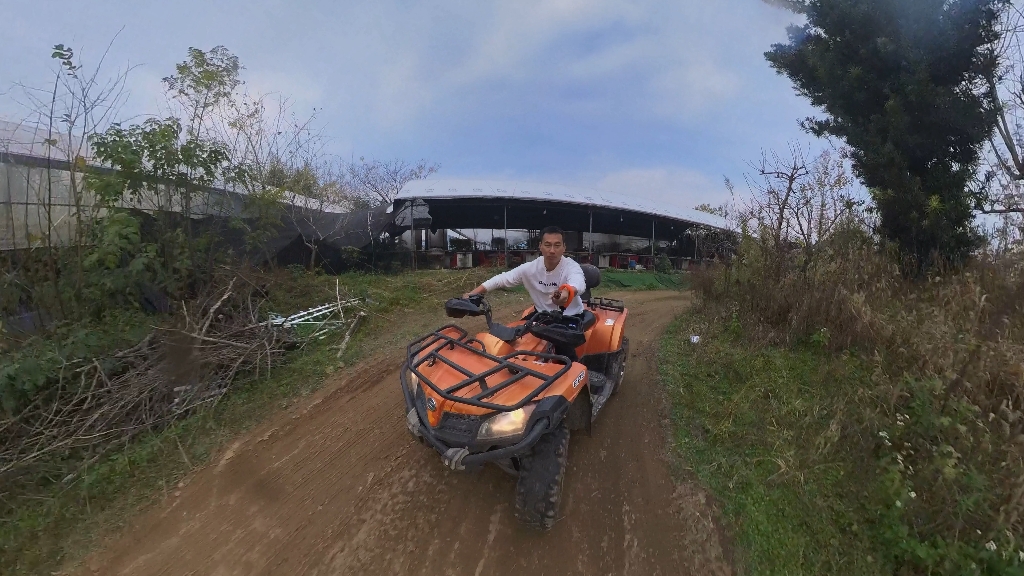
[[1, 309, 151, 415], [79, 212, 161, 312]]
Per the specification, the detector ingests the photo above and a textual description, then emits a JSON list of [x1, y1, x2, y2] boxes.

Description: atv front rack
[[405, 325, 572, 412]]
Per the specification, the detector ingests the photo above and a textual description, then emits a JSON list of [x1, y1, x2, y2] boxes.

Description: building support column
[[409, 202, 416, 271], [589, 210, 593, 263]]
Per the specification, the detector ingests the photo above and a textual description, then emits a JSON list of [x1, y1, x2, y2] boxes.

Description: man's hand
[[551, 288, 568, 306]]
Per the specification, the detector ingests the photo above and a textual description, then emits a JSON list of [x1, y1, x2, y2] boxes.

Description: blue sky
[[1, 0, 823, 210]]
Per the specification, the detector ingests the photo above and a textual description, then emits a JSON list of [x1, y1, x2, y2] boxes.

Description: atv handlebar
[[444, 295, 489, 319], [445, 295, 587, 348]]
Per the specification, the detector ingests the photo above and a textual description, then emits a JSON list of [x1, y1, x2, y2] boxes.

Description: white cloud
[[243, 70, 323, 111], [304, 0, 779, 131], [594, 167, 730, 212], [328, 0, 646, 129], [648, 57, 742, 118], [453, 0, 643, 83], [2, 0, 819, 193], [120, 68, 169, 121]]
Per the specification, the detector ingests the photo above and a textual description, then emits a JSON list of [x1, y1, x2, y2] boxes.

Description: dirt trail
[[77, 291, 732, 576]]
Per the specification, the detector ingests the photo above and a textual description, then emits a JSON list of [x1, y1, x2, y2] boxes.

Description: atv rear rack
[[586, 297, 625, 312], [405, 325, 573, 412]]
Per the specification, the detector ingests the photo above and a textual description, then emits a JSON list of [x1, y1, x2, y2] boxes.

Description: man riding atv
[[401, 225, 629, 529], [464, 226, 587, 359]]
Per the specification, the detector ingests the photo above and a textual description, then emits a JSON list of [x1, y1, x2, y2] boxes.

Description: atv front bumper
[[400, 369, 562, 471]]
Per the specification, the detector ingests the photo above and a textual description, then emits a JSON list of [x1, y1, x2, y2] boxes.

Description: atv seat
[[580, 263, 601, 303]]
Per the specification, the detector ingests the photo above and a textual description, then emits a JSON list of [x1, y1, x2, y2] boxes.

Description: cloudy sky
[[1, 0, 822, 210]]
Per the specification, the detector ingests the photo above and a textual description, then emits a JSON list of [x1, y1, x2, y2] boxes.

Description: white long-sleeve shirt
[[482, 256, 587, 315]]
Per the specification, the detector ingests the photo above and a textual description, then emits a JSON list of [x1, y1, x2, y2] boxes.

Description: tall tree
[[765, 0, 1008, 267], [86, 46, 240, 289], [163, 46, 242, 139]]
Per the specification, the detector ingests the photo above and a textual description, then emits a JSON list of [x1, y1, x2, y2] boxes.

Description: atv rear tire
[[610, 337, 629, 394], [514, 422, 570, 530]]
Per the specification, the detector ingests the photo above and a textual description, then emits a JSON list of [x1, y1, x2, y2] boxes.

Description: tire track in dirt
[[75, 291, 732, 576]]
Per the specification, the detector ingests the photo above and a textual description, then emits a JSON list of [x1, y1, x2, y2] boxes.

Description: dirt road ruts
[[76, 291, 732, 576]]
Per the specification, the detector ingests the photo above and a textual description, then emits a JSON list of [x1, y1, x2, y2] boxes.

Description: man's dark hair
[[539, 226, 565, 242]]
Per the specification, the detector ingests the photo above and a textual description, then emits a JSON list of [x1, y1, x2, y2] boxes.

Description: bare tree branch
[[346, 157, 439, 206]]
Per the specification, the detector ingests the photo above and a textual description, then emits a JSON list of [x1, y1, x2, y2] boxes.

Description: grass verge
[[659, 310, 890, 576]]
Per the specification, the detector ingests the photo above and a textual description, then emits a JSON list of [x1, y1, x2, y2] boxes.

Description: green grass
[[659, 310, 890, 576], [1, 267, 499, 576], [600, 270, 690, 290]]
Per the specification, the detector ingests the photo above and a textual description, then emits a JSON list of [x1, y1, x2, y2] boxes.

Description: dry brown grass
[[695, 234, 1024, 571]]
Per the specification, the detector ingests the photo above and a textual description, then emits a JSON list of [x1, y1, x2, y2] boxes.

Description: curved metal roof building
[[393, 178, 728, 241]]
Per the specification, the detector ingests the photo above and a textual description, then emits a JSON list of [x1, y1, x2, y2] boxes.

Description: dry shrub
[[0, 273, 302, 489], [696, 232, 1024, 572]]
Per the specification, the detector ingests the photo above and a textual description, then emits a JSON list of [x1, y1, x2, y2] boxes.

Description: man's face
[[540, 232, 565, 265]]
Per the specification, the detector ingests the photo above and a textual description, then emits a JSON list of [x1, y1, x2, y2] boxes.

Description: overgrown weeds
[[688, 231, 1024, 574]]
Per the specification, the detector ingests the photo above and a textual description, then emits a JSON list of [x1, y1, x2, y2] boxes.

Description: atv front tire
[[514, 422, 570, 530]]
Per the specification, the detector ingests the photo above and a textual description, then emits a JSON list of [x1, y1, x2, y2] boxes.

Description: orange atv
[[400, 264, 629, 529]]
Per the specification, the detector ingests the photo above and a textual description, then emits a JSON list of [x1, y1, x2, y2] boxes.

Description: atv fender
[[565, 391, 592, 436], [525, 395, 571, 435], [576, 308, 628, 358]]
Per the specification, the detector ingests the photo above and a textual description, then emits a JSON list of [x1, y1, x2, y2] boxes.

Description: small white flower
[[1018, 550, 1024, 562], [986, 541, 997, 552], [895, 500, 903, 508], [909, 491, 916, 499], [879, 431, 889, 439]]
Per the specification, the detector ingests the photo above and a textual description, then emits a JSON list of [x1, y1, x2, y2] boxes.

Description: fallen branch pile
[[0, 278, 364, 484]]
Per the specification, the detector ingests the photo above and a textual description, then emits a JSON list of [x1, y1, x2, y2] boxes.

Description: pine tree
[[766, 0, 1009, 267]]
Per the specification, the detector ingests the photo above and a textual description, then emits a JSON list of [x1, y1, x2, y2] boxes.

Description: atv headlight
[[477, 404, 537, 441]]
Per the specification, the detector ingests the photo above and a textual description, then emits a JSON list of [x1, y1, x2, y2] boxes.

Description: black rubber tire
[[610, 337, 629, 394], [514, 422, 570, 530]]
